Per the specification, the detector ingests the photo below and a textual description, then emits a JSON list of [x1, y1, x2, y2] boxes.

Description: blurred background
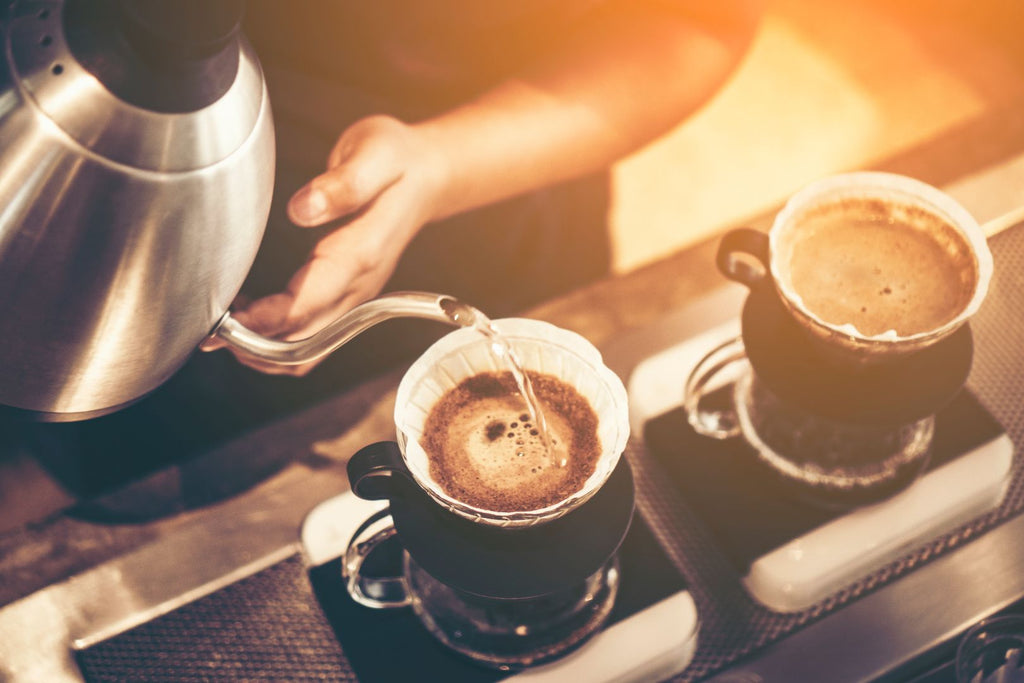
[[2, 0, 1024, 540], [609, 0, 1024, 272]]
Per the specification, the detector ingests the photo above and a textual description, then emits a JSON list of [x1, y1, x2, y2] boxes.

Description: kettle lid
[[64, 0, 244, 114], [6, 0, 267, 171]]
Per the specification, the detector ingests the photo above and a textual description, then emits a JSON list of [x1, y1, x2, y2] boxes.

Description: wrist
[[409, 118, 461, 223]]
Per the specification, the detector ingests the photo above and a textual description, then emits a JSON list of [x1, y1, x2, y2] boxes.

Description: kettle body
[[0, 0, 274, 420]]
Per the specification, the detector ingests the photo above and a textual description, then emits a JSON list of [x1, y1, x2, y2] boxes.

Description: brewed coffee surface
[[422, 371, 601, 511], [785, 199, 977, 337]]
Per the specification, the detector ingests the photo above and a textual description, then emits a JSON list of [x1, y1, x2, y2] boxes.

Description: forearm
[[415, 0, 763, 222]]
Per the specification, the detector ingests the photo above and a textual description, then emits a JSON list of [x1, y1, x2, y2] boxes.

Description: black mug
[[684, 172, 989, 507], [714, 171, 990, 365]]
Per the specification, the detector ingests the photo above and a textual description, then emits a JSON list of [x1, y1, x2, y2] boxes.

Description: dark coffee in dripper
[[422, 370, 602, 512], [394, 317, 630, 527]]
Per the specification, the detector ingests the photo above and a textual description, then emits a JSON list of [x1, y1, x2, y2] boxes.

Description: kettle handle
[[205, 291, 474, 366]]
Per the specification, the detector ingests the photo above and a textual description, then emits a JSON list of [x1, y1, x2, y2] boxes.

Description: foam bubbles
[[421, 371, 600, 511]]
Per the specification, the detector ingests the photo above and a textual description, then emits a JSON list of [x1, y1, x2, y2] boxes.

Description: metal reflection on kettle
[[0, 0, 459, 421]]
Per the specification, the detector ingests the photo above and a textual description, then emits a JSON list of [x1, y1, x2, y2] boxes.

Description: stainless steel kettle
[[0, 0, 274, 420], [0, 0, 468, 421]]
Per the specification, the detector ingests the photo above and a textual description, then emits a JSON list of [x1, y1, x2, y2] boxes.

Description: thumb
[[287, 149, 402, 228]]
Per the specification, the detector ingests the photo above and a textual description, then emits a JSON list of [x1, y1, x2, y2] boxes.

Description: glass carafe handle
[[343, 508, 412, 610], [683, 336, 748, 439]]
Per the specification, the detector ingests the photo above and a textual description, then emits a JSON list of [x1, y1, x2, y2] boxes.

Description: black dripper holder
[[343, 441, 634, 667]]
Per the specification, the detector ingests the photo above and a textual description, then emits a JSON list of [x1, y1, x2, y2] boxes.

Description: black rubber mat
[[644, 390, 1004, 572], [76, 512, 686, 682], [309, 510, 684, 683], [75, 555, 354, 682]]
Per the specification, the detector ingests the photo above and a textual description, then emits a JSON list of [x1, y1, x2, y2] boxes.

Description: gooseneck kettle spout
[[209, 292, 482, 366]]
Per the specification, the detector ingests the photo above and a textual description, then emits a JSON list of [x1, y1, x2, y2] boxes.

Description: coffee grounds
[[421, 371, 602, 512]]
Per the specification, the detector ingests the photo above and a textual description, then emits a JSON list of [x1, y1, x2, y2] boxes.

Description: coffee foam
[[421, 371, 601, 512], [394, 317, 630, 525], [779, 197, 978, 338]]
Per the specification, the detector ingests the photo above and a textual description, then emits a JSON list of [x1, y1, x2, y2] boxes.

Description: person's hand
[[203, 114, 450, 375]]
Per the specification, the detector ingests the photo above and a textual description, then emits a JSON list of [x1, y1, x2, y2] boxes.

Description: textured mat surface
[[644, 390, 1003, 572], [76, 555, 355, 682], [76, 511, 685, 682]]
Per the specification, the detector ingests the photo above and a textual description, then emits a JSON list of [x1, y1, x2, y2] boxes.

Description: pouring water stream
[[439, 298, 560, 466]]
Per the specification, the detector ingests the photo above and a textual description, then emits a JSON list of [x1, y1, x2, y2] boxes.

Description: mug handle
[[347, 441, 414, 500], [717, 227, 770, 288], [683, 336, 748, 439], [343, 507, 413, 609]]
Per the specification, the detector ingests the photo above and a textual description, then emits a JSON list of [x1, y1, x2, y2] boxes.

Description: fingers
[[231, 292, 298, 338], [204, 233, 393, 376], [287, 185, 332, 226], [199, 291, 303, 373], [288, 156, 402, 227], [276, 251, 364, 339], [222, 285, 369, 376], [199, 292, 296, 350], [205, 116, 435, 376], [287, 120, 406, 227]]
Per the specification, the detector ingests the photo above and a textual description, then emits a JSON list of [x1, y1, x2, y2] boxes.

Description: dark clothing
[[23, 2, 613, 507], [242, 0, 608, 116]]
